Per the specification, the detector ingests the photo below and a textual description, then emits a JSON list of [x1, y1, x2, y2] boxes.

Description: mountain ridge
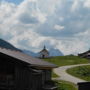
[[0, 39, 64, 57], [0, 39, 20, 51], [49, 48, 64, 56]]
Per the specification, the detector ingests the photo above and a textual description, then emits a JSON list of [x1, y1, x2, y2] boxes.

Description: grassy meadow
[[44, 55, 89, 67], [44, 56, 89, 90], [67, 65, 90, 81]]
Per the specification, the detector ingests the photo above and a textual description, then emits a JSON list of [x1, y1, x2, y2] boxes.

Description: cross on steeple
[[44, 45, 46, 50]]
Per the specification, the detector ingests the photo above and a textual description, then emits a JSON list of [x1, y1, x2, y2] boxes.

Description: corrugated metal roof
[[0, 48, 57, 68]]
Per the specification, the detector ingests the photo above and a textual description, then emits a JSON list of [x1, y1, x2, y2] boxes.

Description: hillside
[[0, 39, 20, 51], [44, 56, 89, 66], [22, 50, 38, 57], [67, 65, 90, 81]]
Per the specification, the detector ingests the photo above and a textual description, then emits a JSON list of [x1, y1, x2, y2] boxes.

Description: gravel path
[[54, 63, 90, 84]]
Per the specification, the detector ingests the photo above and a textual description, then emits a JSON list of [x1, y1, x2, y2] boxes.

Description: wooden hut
[[78, 82, 90, 90], [39, 46, 49, 58], [78, 50, 90, 59], [0, 48, 57, 90]]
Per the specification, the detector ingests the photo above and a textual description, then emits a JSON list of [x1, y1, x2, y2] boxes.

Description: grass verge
[[55, 80, 78, 90], [52, 72, 59, 78]]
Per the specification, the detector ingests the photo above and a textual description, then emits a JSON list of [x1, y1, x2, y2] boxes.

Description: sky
[[0, 0, 90, 55], [0, 0, 23, 4]]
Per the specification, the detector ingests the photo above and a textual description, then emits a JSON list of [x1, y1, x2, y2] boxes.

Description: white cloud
[[17, 0, 47, 24], [71, 0, 79, 12], [37, 0, 61, 15], [0, 0, 90, 55], [75, 29, 90, 37], [55, 39, 88, 55], [59, 17, 64, 22], [84, 0, 90, 8], [54, 25, 64, 31], [0, 2, 16, 23]]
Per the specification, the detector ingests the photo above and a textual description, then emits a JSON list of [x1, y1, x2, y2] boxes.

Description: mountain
[[0, 39, 36, 56], [0, 39, 64, 57], [49, 48, 64, 56], [23, 48, 64, 57], [22, 50, 38, 57], [0, 39, 20, 51]]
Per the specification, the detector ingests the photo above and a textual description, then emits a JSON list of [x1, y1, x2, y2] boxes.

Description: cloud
[[0, 2, 16, 23], [84, 0, 90, 8], [16, 0, 47, 24], [0, 0, 90, 55], [59, 17, 64, 22], [71, 0, 79, 12], [54, 25, 64, 31], [75, 29, 90, 37], [56, 39, 88, 55]]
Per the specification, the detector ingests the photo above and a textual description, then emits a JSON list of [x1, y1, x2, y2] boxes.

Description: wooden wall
[[0, 53, 53, 90], [78, 82, 90, 90]]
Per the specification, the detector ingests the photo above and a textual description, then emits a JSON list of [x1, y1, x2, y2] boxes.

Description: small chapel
[[39, 46, 49, 58]]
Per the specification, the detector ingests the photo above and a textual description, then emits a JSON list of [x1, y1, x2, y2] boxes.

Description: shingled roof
[[0, 48, 57, 68]]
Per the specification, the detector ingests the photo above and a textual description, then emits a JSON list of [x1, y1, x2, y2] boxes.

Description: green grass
[[44, 56, 89, 66], [52, 72, 59, 78], [44, 56, 89, 90], [55, 80, 78, 90], [67, 65, 90, 81]]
